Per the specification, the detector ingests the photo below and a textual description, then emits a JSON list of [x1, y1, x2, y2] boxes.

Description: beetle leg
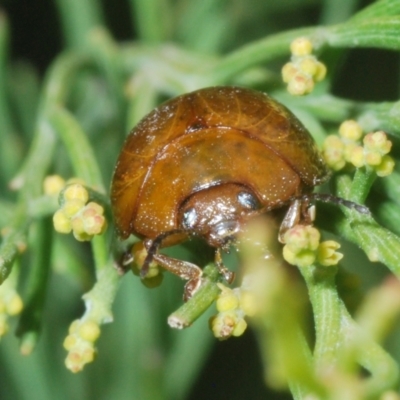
[[143, 239, 203, 301], [278, 199, 302, 242], [215, 248, 235, 284], [152, 253, 203, 301]]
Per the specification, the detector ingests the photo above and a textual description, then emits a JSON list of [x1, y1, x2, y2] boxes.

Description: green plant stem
[[300, 265, 342, 368], [7, 62, 40, 142], [1, 50, 104, 284], [256, 303, 324, 398], [0, 199, 14, 227], [27, 196, 59, 219], [300, 262, 399, 397], [47, 107, 104, 191], [129, 0, 172, 43], [16, 218, 53, 354], [85, 28, 126, 121], [348, 0, 400, 23], [0, 12, 21, 185], [375, 201, 400, 236], [168, 264, 220, 328], [46, 107, 111, 272], [340, 306, 399, 397], [329, 16, 400, 50], [320, 0, 360, 24], [286, 330, 318, 400], [0, 206, 28, 284], [348, 168, 377, 205], [164, 319, 214, 400], [11, 52, 91, 192], [207, 27, 316, 84], [91, 235, 110, 274], [208, 14, 400, 84], [375, 170, 400, 203], [81, 259, 121, 324], [176, 0, 231, 53], [55, 0, 104, 48], [333, 173, 400, 277], [125, 74, 159, 130]]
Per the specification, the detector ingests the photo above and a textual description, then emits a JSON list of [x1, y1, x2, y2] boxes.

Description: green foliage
[[2, 0, 400, 399]]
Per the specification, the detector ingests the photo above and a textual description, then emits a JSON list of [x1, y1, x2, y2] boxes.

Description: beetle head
[[178, 183, 261, 248]]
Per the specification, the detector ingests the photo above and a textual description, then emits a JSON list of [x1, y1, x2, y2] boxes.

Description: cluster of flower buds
[[209, 284, 257, 340], [63, 319, 101, 373], [0, 272, 23, 338], [282, 225, 343, 268], [50, 177, 107, 241], [323, 120, 395, 177], [282, 37, 327, 96]]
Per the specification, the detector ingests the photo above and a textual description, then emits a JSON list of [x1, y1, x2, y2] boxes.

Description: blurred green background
[[1, 0, 400, 399]]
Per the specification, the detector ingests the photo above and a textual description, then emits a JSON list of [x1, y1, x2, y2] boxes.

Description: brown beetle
[[111, 86, 330, 299]]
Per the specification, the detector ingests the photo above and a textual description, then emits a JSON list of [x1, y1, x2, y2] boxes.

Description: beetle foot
[[114, 251, 134, 275], [223, 270, 235, 284], [214, 248, 235, 284], [183, 277, 202, 301]]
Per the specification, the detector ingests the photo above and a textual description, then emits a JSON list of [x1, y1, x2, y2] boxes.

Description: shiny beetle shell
[[111, 86, 329, 246]]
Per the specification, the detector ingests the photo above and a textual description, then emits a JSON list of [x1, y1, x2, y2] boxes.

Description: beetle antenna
[[141, 229, 184, 278], [301, 193, 371, 215]]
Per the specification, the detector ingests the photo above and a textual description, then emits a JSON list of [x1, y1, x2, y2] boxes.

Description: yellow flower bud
[[283, 246, 316, 268], [298, 57, 318, 76], [64, 318, 100, 372], [343, 142, 358, 163], [283, 225, 320, 251], [82, 212, 106, 236], [314, 61, 327, 82], [376, 155, 395, 177], [363, 131, 390, 150], [43, 175, 65, 196], [210, 311, 239, 340], [232, 318, 247, 337], [317, 240, 343, 266], [349, 146, 365, 168], [64, 184, 89, 204], [71, 216, 85, 235], [72, 230, 92, 242], [287, 72, 314, 96], [65, 351, 84, 373], [281, 62, 297, 83], [78, 321, 101, 342], [365, 151, 382, 166], [141, 272, 164, 288], [239, 291, 258, 317], [144, 264, 161, 279], [132, 242, 147, 267], [282, 225, 321, 267], [6, 294, 23, 315], [85, 202, 104, 215], [81, 348, 96, 364], [290, 37, 313, 56], [62, 199, 86, 217], [63, 334, 77, 351], [0, 315, 9, 336], [53, 210, 72, 234], [339, 120, 363, 141], [69, 320, 80, 334], [323, 135, 346, 170], [216, 286, 239, 312]]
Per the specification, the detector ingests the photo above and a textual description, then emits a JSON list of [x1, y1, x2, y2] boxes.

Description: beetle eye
[[182, 208, 197, 229], [237, 191, 260, 210]]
